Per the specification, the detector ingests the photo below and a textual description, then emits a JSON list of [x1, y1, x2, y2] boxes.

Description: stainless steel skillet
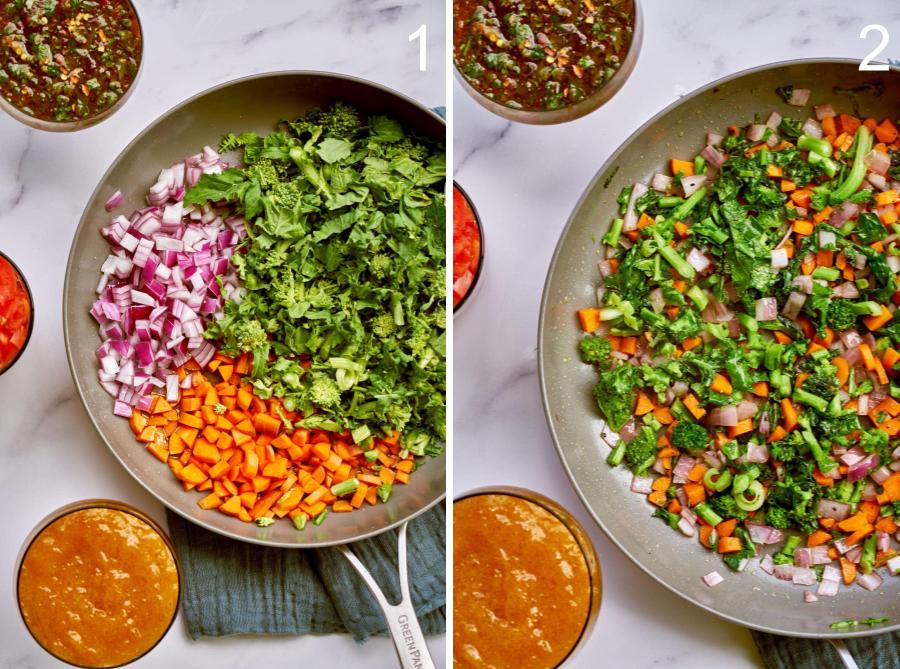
[[539, 59, 899, 639], [62, 72, 445, 666]]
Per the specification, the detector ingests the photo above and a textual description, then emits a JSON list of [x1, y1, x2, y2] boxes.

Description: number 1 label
[[409, 24, 427, 72]]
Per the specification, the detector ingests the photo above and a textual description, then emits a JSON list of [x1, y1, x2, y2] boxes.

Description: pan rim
[[63, 70, 446, 548], [538, 57, 900, 638]]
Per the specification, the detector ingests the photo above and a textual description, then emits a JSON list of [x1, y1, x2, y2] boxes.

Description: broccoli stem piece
[[687, 285, 709, 310], [773, 534, 802, 565], [831, 126, 873, 202], [694, 155, 707, 175], [652, 231, 695, 280], [607, 442, 626, 466], [798, 134, 833, 158], [860, 534, 877, 574], [811, 266, 840, 281], [670, 186, 707, 222], [798, 421, 838, 474], [851, 300, 882, 316], [603, 217, 624, 247], [694, 502, 724, 526], [599, 307, 624, 321], [808, 150, 839, 177], [793, 387, 829, 413], [658, 196, 683, 208]]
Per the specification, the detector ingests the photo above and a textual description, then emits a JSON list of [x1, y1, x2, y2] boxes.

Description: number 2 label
[[859, 24, 889, 71], [409, 24, 427, 72]]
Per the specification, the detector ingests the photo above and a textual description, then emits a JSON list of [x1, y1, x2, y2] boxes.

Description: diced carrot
[[687, 463, 707, 483], [781, 398, 799, 431], [821, 115, 837, 136], [727, 418, 753, 438], [671, 158, 694, 176], [767, 425, 787, 444], [717, 518, 737, 538], [875, 118, 898, 144], [883, 348, 900, 373], [699, 524, 714, 548], [717, 536, 742, 553], [837, 512, 870, 533], [883, 472, 900, 501], [790, 189, 812, 208], [578, 308, 601, 333], [683, 393, 705, 420], [807, 530, 832, 548], [684, 482, 706, 506], [863, 304, 893, 332], [780, 179, 796, 192], [859, 500, 880, 524], [749, 381, 768, 398], [682, 336, 702, 351], [859, 343, 876, 371], [710, 373, 733, 395], [647, 490, 667, 507], [634, 391, 655, 416], [840, 557, 857, 585], [619, 336, 637, 355], [875, 516, 898, 534], [674, 221, 689, 238], [844, 525, 874, 546], [833, 357, 850, 387], [876, 189, 898, 207], [766, 164, 783, 178], [793, 220, 814, 236], [813, 469, 834, 487]]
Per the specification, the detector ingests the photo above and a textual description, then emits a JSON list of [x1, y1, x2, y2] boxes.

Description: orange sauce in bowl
[[17, 506, 179, 668], [453, 494, 592, 669]]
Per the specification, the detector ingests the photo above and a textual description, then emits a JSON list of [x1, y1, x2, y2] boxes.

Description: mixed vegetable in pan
[[579, 93, 900, 597]]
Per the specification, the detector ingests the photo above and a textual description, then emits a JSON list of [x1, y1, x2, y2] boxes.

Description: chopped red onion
[[847, 454, 879, 483], [829, 201, 859, 228], [789, 89, 811, 106], [738, 441, 769, 464], [816, 499, 851, 521], [649, 287, 665, 313], [770, 248, 789, 270], [868, 172, 888, 191], [765, 111, 782, 129], [701, 145, 726, 169], [631, 475, 655, 494], [702, 571, 724, 587], [832, 282, 860, 299], [651, 173, 672, 192], [792, 567, 818, 586], [673, 455, 697, 484], [805, 590, 820, 602], [877, 531, 890, 552], [105, 190, 124, 212], [747, 524, 784, 545], [707, 405, 739, 427], [747, 124, 768, 142], [758, 411, 771, 436], [618, 416, 638, 442], [839, 446, 866, 466], [840, 328, 863, 350], [792, 273, 814, 295], [871, 465, 892, 485], [773, 564, 794, 581], [681, 174, 707, 197], [816, 580, 839, 597], [858, 572, 883, 591], [678, 517, 696, 537], [864, 149, 890, 177], [597, 259, 613, 278], [672, 381, 689, 398], [756, 297, 779, 321], [759, 554, 775, 575], [706, 132, 724, 147], [814, 103, 835, 119], [686, 247, 712, 273], [885, 556, 900, 575], [623, 182, 648, 231], [801, 118, 823, 139], [782, 292, 806, 320]]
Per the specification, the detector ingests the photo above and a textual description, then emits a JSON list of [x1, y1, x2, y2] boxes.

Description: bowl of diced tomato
[[0, 251, 33, 375], [453, 182, 484, 314]]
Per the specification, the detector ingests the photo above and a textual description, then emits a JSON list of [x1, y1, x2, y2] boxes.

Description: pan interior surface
[[539, 60, 900, 637], [64, 72, 446, 547]]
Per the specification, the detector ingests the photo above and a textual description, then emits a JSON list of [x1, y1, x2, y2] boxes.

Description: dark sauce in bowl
[[0, 0, 141, 123], [454, 0, 635, 112]]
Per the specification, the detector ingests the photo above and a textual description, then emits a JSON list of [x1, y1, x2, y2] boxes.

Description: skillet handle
[[828, 639, 860, 669], [337, 521, 436, 669]]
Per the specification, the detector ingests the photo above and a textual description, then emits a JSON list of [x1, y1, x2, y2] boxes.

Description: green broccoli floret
[[393, 137, 431, 162], [670, 421, 709, 452], [578, 335, 612, 366], [369, 253, 392, 279], [431, 306, 446, 331], [827, 299, 858, 332], [269, 179, 303, 209], [764, 505, 790, 529], [293, 102, 362, 139], [308, 374, 342, 408], [860, 428, 888, 454], [708, 493, 749, 521], [769, 433, 801, 462], [227, 319, 268, 352], [370, 313, 397, 338], [246, 158, 280, 189], [624, 426, 657, 475]]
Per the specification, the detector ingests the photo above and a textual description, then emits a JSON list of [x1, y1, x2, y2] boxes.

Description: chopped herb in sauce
[[453, 0, 635, 111], [0, 0, 141, 122]]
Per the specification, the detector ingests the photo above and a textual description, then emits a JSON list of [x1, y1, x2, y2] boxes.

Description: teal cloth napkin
[[752, 630, 900, 668], [166, 502, 445, 642]]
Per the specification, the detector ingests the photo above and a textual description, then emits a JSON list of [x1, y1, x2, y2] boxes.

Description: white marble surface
[[453, 2, 899, 667], [0, 1, 445, 667]]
